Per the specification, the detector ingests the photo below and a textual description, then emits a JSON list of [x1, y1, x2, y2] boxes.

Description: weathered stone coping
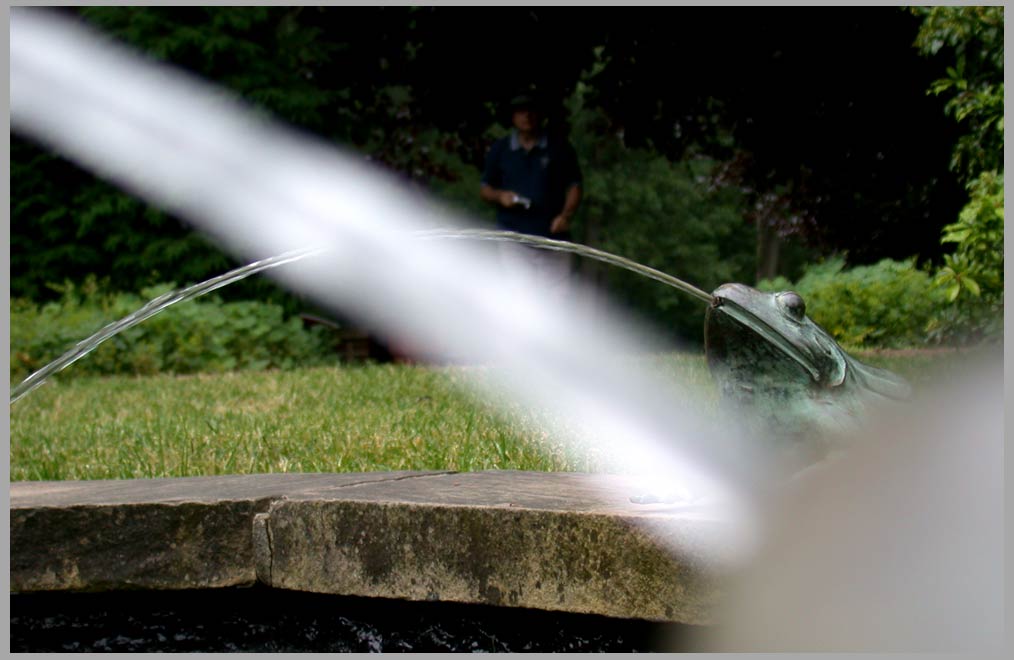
[[10, 471, 731, 624]]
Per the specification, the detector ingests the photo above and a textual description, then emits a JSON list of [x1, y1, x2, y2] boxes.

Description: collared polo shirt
[[481, 130, 583, 237]]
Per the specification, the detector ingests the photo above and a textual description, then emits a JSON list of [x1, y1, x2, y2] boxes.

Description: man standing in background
[[480, 93, 583, 294]]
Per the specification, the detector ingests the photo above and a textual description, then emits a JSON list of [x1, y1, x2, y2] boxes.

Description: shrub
[[928, 170, 1003, 344], [758, 257, 945, 348], [10, 278, 335, 384]]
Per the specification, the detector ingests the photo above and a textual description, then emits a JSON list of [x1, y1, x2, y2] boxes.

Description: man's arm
[[480, 183, 520, 208], [549, 184, 582, 235]]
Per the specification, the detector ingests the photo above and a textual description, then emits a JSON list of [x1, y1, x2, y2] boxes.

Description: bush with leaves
[[934, 171, 1004, 302], [912, 6, 1003, 180], [926, 171, 1004, 343], [758, 257, 945, 349], [10, 278, 336, 384], [913, 6, 1003, 343]]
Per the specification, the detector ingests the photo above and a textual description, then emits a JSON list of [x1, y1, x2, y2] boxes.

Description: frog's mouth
[[707, 297, 822, 383]]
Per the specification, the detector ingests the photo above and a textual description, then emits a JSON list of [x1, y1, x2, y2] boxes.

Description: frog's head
[[705, 283, 910, 401]]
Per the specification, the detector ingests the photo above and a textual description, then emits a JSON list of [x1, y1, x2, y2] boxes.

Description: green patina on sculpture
[[705, 283, 911, 475]]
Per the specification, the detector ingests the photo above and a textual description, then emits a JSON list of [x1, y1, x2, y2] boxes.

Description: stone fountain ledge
[[10, 471, 731, 625]]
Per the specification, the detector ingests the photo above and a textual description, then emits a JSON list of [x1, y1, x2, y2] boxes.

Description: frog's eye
[[777, 291, 806, 321]]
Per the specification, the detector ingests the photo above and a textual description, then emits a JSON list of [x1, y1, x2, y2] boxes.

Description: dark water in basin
[[11, 586, 701, 652]]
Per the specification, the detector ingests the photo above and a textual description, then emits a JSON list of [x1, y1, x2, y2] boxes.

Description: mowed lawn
[[9, 350, 966, 482]]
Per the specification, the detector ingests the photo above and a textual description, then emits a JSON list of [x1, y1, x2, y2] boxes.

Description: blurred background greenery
[[10, 6, 1003, 382]]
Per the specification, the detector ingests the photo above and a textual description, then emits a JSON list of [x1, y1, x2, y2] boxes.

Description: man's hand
[[498, 190, 520, 208], [480, 184, 524, 209], [549, 214, 571, 234], [551, 185, 581, 234]]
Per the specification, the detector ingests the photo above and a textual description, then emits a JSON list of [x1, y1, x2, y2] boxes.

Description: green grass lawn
[[9, 350, 969, 482]]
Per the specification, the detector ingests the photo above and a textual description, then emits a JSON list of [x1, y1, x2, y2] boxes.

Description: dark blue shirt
[[481, 130, 582, 237]]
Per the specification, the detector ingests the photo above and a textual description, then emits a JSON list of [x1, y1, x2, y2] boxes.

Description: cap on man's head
[[509, 93, 541, 112]]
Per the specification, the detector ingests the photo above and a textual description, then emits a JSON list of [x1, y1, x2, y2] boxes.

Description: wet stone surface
[[11, 472, 729, 624], [10, 586, 702, 652]]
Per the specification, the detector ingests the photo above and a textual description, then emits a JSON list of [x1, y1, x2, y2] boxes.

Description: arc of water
[[11, 230, 713, 406], [8, 233, 694, 404], [414, 229, 715, 304], [9, 248, 323, 404]]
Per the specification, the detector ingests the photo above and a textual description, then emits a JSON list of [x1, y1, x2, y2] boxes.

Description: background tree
[[912, 6, 1003, 342], [12, 7, 345, 305], [912, 6, 1003, 181], [579, 8, 964, 272]]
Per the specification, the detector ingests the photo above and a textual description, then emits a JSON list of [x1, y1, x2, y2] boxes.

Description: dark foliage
[[11, 7, 970, 334], [577, 8, 965, 264]]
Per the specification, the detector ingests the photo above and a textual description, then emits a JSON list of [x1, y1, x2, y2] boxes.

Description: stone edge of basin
[[10, 471, 730, 625]]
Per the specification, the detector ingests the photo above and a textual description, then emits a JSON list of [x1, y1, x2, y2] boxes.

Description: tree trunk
[[756, 218, 781, 283], [578, 212, 604, 285]]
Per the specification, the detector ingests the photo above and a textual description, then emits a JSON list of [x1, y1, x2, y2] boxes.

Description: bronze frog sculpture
[[705, 283, 912, 478]]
